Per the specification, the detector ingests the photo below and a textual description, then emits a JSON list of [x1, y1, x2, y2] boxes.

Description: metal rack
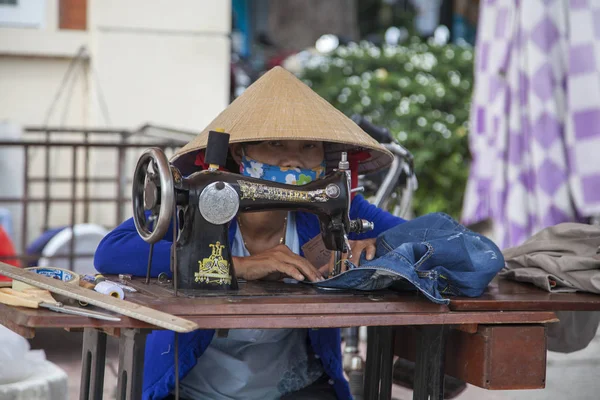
[[0, 126, 191, 270]]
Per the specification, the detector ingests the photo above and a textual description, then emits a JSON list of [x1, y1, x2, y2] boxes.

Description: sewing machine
[[131, 130, 374, 294]]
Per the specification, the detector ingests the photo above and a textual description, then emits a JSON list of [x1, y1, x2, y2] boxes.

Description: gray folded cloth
[[547, 311, 600, 353], [501, 223, 600, 293], [501, 223, 600, 353]]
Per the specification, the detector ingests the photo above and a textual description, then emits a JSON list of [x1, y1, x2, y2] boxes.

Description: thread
[[94, 281, 125, 299]]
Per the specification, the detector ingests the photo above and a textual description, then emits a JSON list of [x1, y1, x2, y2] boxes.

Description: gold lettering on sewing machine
[[195, 241, 232, 285], [238, 180, 329, 202]]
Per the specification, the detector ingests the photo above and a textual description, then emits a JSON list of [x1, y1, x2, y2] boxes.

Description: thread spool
[[79, 275, 97, 290], [94, 281, 125, 300]]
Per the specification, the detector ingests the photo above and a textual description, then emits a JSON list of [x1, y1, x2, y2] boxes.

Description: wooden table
[[450, 277, 600, 311], [395, 278, 600, 397], [0, 277, 580, 400]]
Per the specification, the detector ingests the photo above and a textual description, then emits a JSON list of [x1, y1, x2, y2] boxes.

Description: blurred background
[[0, 0, 475, 256], [1, 0, 599, 399]]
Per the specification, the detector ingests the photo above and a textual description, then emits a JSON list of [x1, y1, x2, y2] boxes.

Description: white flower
[[285, 174, 297, 185], [247, 161, 263, 178]]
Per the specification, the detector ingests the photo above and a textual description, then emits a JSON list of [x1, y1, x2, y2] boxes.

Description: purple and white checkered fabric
[[462, 0, 600, 249]]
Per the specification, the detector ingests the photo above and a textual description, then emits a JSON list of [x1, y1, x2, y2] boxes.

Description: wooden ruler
[[0, 262, 198, 333]]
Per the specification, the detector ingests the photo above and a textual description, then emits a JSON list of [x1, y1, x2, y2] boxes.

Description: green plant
[[299, 37, 474, 219]]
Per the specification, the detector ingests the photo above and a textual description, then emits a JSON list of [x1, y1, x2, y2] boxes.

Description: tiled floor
[[30, 326, 600, 400]]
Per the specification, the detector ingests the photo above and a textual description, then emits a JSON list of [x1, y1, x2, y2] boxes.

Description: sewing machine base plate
[[150, 279, 373, 298]]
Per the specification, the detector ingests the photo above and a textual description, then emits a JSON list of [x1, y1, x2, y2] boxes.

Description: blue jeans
[[312, 213, 504, 304]]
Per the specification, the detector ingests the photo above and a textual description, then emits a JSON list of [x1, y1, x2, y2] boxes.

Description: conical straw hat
[[171, 66, 393, 175]]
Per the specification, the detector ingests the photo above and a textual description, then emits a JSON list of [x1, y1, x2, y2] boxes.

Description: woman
[[94, 67, 405, 400]]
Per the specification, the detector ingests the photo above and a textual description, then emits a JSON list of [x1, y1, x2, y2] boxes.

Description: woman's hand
[[233, 244, 324, 282], [319, 238, 377, 277]]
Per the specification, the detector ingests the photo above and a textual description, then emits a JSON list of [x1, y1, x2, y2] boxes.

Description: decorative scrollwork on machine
[[195, 241, 232, 285], [238, 180, 329, 203]]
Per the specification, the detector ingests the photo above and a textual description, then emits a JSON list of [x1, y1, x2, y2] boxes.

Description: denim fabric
[[311, 213, 504, 304]]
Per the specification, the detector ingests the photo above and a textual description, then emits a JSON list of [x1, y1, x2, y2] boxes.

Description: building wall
[[88, 0, 230, 130]]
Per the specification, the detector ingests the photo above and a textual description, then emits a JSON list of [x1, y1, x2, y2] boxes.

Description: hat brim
[[170, 66, 393, 175]]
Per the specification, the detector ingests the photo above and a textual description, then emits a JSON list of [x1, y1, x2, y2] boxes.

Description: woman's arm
[[349, 195, 406, 240], [94, 214, 175, 277]]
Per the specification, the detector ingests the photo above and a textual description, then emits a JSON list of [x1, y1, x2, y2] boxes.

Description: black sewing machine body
[[173, 169, 352, 291], [132, 131, 373, 294]]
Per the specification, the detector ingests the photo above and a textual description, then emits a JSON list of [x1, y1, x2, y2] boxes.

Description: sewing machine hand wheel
[[132, 148, 175, 244]]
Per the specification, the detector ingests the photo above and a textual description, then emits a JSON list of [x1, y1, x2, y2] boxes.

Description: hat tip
[[266, 65, 289, 75]]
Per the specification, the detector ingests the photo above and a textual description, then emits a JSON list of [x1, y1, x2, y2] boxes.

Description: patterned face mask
[[239, 154, 326, 185]]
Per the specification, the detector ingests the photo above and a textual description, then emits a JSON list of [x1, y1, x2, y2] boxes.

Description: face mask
[[239, 154, 326, 185]]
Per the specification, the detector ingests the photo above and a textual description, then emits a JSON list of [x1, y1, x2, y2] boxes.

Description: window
[[0, 0, 45, 28]]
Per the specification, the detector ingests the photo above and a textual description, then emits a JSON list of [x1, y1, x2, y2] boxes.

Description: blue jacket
[[94, 195, 405, 400]]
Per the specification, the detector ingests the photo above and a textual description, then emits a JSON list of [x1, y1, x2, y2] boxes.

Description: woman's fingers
[[238, 254, 302, 281], [288, 257, 323, 282], [365, 243, 376, 260], [275, 245, 323, 282], [349, 239, 377, 265], [236, 244, 335, 282], [275, 262, 306, 281]]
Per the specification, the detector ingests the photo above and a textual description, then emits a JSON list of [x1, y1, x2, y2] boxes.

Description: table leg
[[364, 326, 395, 400], [378, 326, 395, 400], [413, 329, 429, 400], [80, 328, 107, 400], [116, 329, 149, 400], [365, 326, 382, 399], [413, 325, 448, 400], [429, 326, 447, 400]]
